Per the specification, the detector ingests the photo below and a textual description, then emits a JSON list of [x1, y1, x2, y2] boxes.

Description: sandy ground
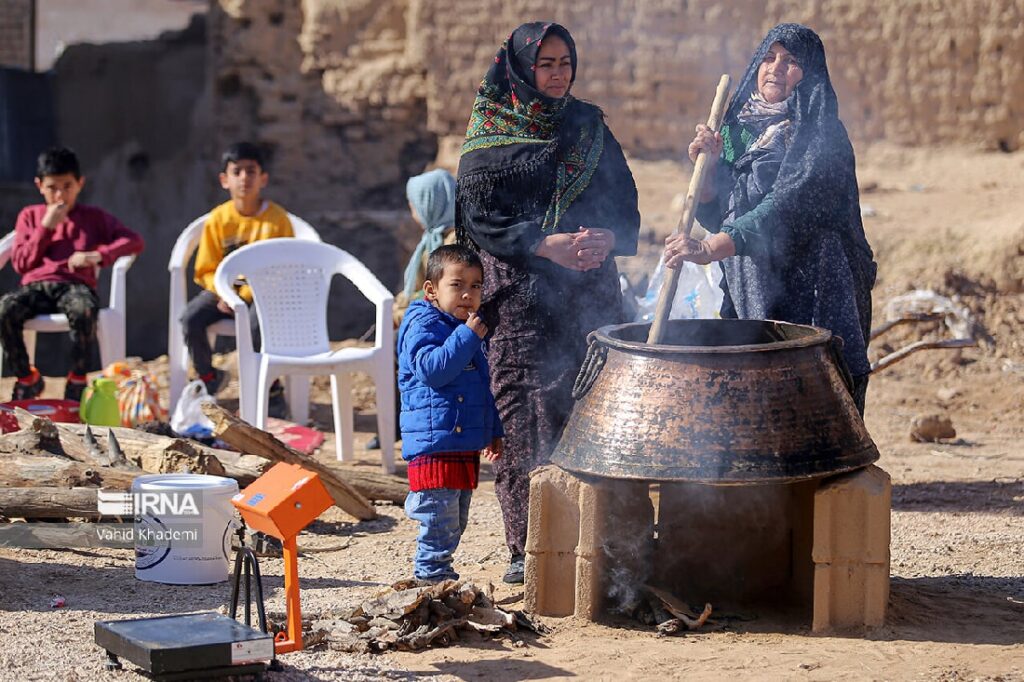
[[1, 145, 1023, 680]]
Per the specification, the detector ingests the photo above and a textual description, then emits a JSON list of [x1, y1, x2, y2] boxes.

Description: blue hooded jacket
[[397, 300, 503, 460]]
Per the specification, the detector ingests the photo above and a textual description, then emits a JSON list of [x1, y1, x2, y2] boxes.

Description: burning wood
[[644, 584, 712, 636], [306, 580, 546, 653]]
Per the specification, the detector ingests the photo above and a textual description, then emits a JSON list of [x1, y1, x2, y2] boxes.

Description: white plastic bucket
[[132, 474, 239, 584]]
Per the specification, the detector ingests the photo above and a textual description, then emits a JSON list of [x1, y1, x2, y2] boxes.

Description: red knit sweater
[[407, 451, 480, 491], [12, 204, 144, 289]]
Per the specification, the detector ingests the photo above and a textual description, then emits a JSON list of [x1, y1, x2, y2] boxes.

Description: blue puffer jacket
[[397, 300, 503, 460]]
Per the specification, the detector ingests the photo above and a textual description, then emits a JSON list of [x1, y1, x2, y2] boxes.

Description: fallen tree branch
[[0, 453, 135, 489], [0, 487, 100, 518], [55, 423, 230, 477], [201, 403, 376, 521], [871, 337, 975, 373], [869, 312, 945, 340]]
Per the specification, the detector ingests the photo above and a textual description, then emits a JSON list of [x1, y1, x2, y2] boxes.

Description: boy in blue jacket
[[397, 244, 503, 582]]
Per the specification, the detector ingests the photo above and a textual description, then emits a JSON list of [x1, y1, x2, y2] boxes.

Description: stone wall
[[412, 0, 1024, 154], [0, 0, 34, 70], [209, 0, 436, 212]]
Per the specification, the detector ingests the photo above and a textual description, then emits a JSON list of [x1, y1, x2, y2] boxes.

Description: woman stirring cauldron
[[665, 23, 877, 414], [456, 22, 640, 583]]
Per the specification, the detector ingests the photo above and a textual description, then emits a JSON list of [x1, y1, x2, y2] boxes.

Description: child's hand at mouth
[[466, 311, 488, 339]]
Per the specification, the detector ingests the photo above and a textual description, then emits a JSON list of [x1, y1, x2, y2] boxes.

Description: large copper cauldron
[[552, 319, 878, 483]]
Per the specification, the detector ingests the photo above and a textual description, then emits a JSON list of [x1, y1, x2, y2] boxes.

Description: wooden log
[[339, 469, 407, 505], [0, 487, 100, 518], [23, 416, 402, 502], [202, 403, 377, 521], [55, 423, 229, 477], [0, 454, 136, 489], [197, 448, 404, 504], [57, 423, 267, 485], [0, 408, 63, 457], [204, 450, 267, 486], [13, 407, 60, 443]]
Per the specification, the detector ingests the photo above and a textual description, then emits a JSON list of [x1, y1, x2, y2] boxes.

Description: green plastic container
[[80, 377, 121, 426]]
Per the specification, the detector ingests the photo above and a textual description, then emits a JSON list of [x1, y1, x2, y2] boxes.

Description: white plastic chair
[[0, 231, 136, 381], [214, 239, 395, 473], [166, 212, 321, 415]]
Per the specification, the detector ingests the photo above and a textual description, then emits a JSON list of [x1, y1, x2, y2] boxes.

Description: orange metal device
[[231, 462, 333, 654]]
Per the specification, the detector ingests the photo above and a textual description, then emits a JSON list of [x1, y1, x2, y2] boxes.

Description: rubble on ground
[[304, 579, 547, 653], [910, 414, 957, 442]]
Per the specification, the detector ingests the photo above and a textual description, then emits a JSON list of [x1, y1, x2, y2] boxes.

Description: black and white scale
[[94, 527, 279, 681], [94, 612, 275, 681], [95, 462, 335, 680]]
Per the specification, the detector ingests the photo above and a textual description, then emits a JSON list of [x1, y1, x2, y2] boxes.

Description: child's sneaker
[[63, 374, 89, 402], [11, 369, 44, 401]]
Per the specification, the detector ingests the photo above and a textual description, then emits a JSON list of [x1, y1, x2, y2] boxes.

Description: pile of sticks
[[307, 579, 546, 653]]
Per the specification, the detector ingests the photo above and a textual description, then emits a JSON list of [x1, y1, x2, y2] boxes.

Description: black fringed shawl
[[456, 22, 639, 267], [697, 23, 877, 378]]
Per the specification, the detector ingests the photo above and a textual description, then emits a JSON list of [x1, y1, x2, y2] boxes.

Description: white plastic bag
[[634, 254, 724, 322], [170, 380, 216, 438], [882, 289, 974, 340]]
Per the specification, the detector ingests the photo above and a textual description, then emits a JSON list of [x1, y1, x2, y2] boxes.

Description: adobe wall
[[411, 0, 1024, 154], [209, 0, 436, 212]]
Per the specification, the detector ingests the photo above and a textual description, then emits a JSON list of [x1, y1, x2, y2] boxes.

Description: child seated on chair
[[0, 147, 144, 402], [398, 244, 503, 582], [182, 142, 292, 417]]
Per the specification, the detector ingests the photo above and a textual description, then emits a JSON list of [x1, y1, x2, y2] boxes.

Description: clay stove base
[[524, 464, 891, 633]]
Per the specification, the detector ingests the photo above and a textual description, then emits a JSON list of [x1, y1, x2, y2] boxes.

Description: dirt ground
[[1, 145, 1022, 681]]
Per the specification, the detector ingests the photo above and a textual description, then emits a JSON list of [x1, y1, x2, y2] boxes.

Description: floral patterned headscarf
[[458, 22, 606, 240], [462, 22, 578, 153]]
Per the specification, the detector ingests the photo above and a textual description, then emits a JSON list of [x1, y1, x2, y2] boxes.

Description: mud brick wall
[[412, 0, 1024, 154], [209, 0, 437, 212], [0, 0, 34, 70]]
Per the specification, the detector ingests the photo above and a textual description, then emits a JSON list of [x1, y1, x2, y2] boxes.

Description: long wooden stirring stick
[[646, 75, 732, 345]]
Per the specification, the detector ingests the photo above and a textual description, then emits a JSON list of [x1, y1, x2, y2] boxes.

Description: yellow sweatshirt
[[194, 200, 293, 301]]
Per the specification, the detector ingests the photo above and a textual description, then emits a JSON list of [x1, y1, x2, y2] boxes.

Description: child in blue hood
[[397, 244, 503, 582]]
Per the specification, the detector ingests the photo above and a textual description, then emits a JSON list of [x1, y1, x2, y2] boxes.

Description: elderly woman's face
[[534, 35, 573, 98], [757, 42, 803, 104]]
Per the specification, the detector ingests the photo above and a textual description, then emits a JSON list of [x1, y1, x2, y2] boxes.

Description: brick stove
[[524, 464, 890, 631], [525, 319, 891, 631]]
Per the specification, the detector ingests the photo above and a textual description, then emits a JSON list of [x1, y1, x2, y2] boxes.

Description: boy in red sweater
[[0, 147, 144, 401]]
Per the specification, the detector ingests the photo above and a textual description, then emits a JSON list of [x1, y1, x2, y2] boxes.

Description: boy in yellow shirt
[[182, 142, 292, 415]]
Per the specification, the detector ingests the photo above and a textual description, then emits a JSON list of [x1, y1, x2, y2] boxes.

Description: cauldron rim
[[594, 319, 832, 355]]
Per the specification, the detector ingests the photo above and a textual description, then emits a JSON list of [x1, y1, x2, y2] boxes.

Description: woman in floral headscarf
[[666, 23, 877, 414], [456, 22, 640, 583]]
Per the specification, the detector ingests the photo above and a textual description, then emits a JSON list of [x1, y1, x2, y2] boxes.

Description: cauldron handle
[[828, 335, 856, 395], [572, 332, 608, 400]]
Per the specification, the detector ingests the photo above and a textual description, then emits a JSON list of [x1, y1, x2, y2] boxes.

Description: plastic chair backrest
[[217, 239, 389, 358], [288, 214, 320, 242], [0, 232, 15, 270], [168, 211, 321, 272]]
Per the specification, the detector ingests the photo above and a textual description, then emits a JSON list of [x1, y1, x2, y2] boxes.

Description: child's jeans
[[404, 488, 472, 582]]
